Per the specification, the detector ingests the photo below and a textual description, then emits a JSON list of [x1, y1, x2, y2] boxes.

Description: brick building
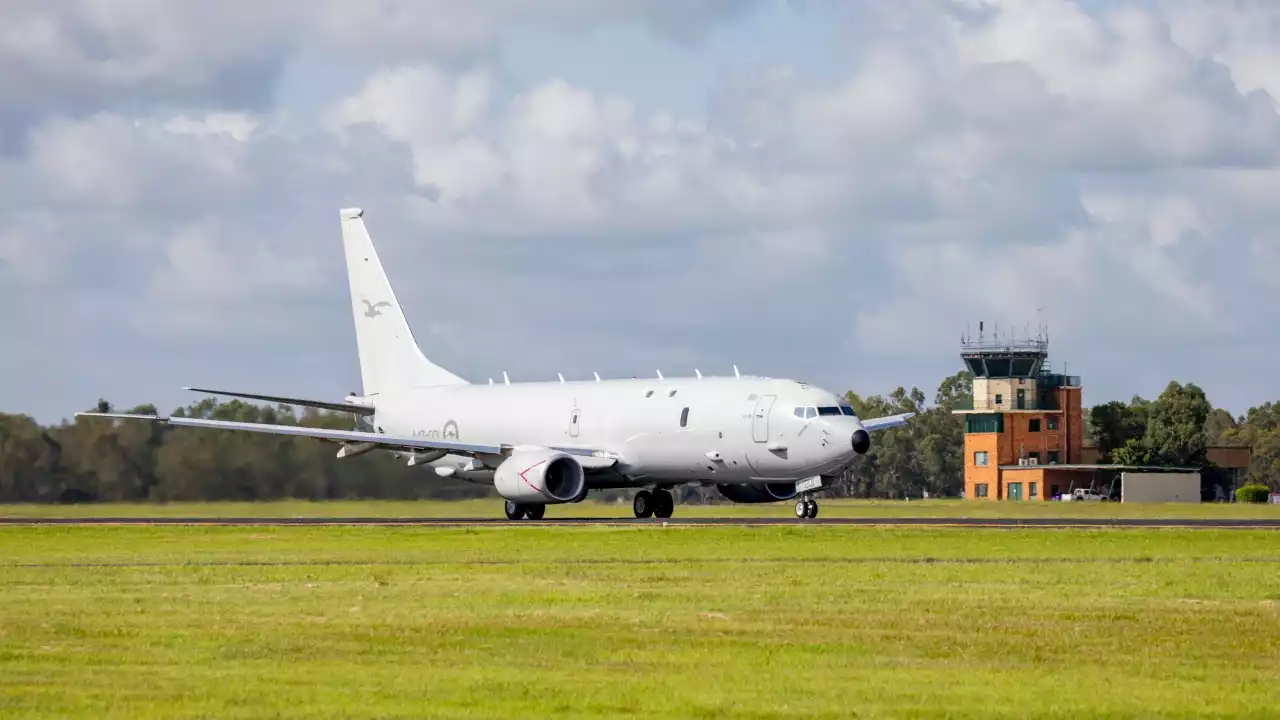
[[952, 325, 1250, 501]]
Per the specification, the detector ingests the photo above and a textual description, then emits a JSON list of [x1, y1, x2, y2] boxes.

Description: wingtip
[[340, 207, 364, 220]]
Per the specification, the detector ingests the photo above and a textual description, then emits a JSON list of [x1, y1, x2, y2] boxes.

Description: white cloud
[[3, 0, 1280, 422]]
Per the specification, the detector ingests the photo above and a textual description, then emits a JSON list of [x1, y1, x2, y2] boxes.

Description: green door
[[1008, 482, 1023, 501], [1016, 389, 1026, 409]]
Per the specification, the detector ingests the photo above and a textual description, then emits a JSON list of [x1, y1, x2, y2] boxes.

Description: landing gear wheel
[[805, 500, 818, 519], [633, 490, 654, 519], [653, 490, 674, 519], [504, 501, 525, 520], [794, 500, 808, 519], [525, 503, 546, 520]]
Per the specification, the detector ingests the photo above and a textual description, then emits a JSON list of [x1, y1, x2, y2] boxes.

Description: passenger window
[[680, 407, 689, 427]]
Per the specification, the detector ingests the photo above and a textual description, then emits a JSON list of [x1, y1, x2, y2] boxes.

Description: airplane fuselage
[[373, 376, 868, 487]]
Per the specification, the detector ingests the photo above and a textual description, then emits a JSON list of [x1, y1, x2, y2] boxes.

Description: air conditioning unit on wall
[[1028, 457, 1038, 466]]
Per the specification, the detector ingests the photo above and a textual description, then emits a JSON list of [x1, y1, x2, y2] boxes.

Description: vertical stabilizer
[[340, 208, 468, 395]]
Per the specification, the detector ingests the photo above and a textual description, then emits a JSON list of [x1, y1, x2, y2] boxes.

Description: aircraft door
[[569, 408, 581, 438], [752, 395, 776, 443]]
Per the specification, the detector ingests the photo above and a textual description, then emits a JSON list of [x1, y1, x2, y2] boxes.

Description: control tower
[[955, 322, 1083, 501]]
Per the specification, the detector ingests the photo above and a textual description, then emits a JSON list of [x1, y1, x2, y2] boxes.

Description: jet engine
[[715, 482, 798, 504], [494, 449, 586, 504]]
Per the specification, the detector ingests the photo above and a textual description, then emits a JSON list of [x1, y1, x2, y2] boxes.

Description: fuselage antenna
[[593, 372, 601, 382], [503, 371, 510, 386], [656, 369, 664, 380], [733, 364, 740, 379], [695, 369, 702, 379]]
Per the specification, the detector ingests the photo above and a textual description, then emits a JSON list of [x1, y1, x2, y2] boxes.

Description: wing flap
[[75, 413, 621, 468], [76, 413, 501, 455]]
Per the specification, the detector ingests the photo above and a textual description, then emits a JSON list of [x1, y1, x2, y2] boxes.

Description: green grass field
[[2, 523, 1279, 718], [3, 497, 1280, 519]]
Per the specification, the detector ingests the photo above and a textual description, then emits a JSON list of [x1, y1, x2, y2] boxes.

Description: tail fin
[[340, 208, 468, 396]]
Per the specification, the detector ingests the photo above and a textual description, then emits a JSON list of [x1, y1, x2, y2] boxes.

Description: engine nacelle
[[494, 450, 586, 504], [715, 482, 798, 504]]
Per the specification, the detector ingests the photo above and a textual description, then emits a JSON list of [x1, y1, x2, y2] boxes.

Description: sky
[[2, 0, 1279, 424]]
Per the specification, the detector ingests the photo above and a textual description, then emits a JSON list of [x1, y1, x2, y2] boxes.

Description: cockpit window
[[840, 405, 857, 417], [805, 407, 817, 419], [817, 406, 842, 416], [793, 407, 805, 419]]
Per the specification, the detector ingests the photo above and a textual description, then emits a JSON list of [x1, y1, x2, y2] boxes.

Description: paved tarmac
[[3, 516, 1279, 528]]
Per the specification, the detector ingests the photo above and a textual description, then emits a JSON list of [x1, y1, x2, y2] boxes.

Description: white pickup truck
[[1061, 488, 1108, 502]]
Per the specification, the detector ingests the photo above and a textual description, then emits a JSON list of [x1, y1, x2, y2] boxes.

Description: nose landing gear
[[793, 495, 819, 519]]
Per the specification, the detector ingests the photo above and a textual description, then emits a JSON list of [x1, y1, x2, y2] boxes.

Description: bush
[[1235, 484, 1272, 504]]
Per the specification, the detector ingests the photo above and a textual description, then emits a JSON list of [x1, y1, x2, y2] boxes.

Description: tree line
[[0, 373, 1276, 504]]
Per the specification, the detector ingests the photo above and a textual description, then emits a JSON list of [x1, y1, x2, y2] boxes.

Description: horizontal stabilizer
[[183, 387, 375, 416]]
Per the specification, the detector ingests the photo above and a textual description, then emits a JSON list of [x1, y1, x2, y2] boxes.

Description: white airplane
[[79, 208, 913, 520]]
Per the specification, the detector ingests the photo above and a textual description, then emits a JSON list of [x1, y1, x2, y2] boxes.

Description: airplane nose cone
[[851, 429, 870, 455]]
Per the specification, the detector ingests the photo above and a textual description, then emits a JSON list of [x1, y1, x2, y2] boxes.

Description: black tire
[[526, 503, 546, 520], [653, 490, 674, 519], [504, 501, 525, 520], [806, 500, 818, 519], [633, 490, 654, 519]]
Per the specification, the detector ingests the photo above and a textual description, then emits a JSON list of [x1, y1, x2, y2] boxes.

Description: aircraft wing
[[183, 387, 375, 416], [861, 412, 915, 432], [74, 413, 620, 469]]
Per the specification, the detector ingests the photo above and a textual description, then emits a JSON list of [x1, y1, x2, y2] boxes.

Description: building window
[[1030, 482, 1038, 498], [975, 483, 989, 498], [1048, 450, 1060, 464], [995, 394, 1003, 405], [680, 407, 689, 427], [1047, 416, 1059, 430], [973, 451, 989, 467], [965, 414, 1003, 434], [1029, 418, 1041, 432], [1050, 484, 1060, 499]]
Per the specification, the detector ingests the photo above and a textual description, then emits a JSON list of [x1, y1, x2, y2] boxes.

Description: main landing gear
[[632, 489, 674, 519], [794, 496, 819, 519], [504, 500, 546, 520]]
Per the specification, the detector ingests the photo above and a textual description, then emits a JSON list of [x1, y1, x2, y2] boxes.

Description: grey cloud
[[0, 0, 760, 143]]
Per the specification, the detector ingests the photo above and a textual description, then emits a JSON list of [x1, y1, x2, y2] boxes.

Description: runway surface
[[3, 516, 1280, 528]]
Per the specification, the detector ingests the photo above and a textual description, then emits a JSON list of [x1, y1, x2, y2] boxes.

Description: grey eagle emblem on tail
[[362, 299, 392, 318]]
